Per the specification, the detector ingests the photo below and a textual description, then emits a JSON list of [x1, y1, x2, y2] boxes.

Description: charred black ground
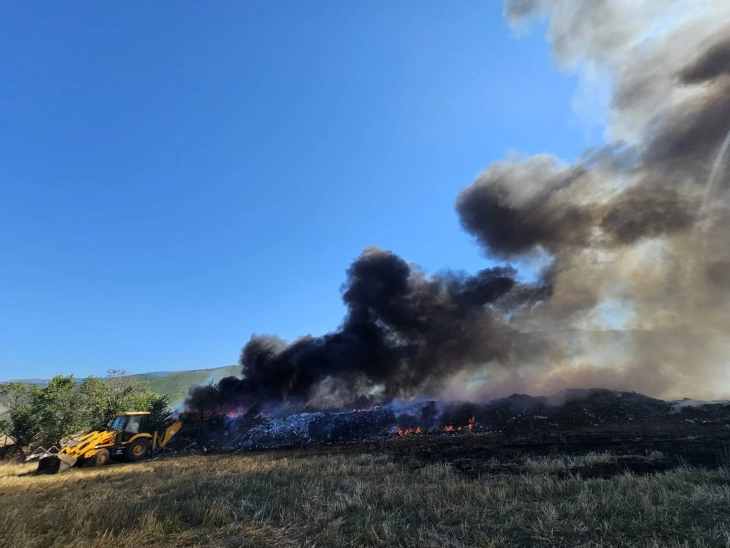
[[174, 388, 730, 479]]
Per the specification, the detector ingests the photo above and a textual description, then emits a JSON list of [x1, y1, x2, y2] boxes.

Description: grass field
[[1, 442, 729, 548]]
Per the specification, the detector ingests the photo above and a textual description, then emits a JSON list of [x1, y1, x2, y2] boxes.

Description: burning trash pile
[[225, 408, 398, 451], [184, 389, 730, 453]]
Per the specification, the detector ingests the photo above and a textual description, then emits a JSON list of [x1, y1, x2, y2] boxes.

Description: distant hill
[[3, 378, 49, 386], [0, 365, 241, 416], [128, 366, 241, 409]]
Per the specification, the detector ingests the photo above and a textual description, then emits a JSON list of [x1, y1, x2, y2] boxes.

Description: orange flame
[[351, 405, 382, 413], [444, 424, 454, 432], [467, 416, 475, 430]]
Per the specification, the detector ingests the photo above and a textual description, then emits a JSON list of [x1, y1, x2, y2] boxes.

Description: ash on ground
[[225, 409, 397, 451], [176, 388, 730, 454]]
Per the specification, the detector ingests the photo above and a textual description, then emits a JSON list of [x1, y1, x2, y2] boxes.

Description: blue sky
[[0, 1, 602, 380]]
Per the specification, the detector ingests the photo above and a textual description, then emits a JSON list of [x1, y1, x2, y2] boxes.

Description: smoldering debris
[[226, 409, 398, 451], [181, 389, 730, 453]]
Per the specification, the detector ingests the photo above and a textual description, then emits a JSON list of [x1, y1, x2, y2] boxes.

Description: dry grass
[[1, 448, 729, 548], [720, 443, 730, 480]]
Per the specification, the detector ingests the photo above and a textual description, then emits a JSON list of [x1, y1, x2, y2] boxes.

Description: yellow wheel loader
[[37, 411, 183, 474]]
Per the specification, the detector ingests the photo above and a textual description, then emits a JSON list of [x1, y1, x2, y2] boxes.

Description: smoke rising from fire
[[471, 0, 730, 399], [195, 248, 548, 412], [188, 0, 730, 413]]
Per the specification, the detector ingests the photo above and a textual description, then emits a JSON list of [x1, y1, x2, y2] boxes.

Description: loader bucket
[[37, 454, 77, 474]]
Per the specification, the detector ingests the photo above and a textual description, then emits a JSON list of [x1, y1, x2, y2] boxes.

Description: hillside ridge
[[0, 365, 241, 414]]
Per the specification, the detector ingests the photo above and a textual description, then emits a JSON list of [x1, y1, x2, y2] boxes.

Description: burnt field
[[176, 388, 730, 480], [310, 420, 730, 480]]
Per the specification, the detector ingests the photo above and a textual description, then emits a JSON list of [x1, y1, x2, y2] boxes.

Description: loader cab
[[109, 412, 151, 442]]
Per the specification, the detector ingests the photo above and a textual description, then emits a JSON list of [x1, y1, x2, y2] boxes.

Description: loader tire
[[90, 449, 110, 467], [125, 438, 150, 462]]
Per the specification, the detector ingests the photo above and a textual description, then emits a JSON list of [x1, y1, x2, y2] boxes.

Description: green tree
[[0, 376, 82, 447], [106, 369, 147, 415], [1, 370, 175, 449], [35, 375, 84, 446], [77, 369, 163, 430], [146, 394, 173, 433], [0, 382, 41, 447], [76, 376, 112, 431]]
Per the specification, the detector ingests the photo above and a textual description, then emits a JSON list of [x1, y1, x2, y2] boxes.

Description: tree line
[[0, 369, 171, 449]]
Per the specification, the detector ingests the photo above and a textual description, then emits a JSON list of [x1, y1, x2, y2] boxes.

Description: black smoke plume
[[189, 1, 730, 413], [188, 248, 546, 412]]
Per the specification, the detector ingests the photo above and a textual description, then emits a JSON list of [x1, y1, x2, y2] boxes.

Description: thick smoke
[[189, 248, 547, 413], [189, 0, 730, 413], [454, 0, 730, 399]]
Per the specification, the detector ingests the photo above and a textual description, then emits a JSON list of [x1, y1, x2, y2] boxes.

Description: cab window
[[109, 416, 128, 431], [125, 416, 142, 434]]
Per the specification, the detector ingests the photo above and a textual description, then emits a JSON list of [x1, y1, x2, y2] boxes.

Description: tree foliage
[[0, 370, 172, 449], [0, 382, 41, 447], [77, 369, 170, 431]]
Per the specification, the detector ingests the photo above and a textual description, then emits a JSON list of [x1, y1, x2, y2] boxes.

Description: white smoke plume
[[453, 0, 730, 399]]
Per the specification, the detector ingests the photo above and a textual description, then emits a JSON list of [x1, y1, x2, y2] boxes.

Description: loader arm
[[38, 430, 116, 473], [59, 431, 116, 459], [157, 420, 183, 449]]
